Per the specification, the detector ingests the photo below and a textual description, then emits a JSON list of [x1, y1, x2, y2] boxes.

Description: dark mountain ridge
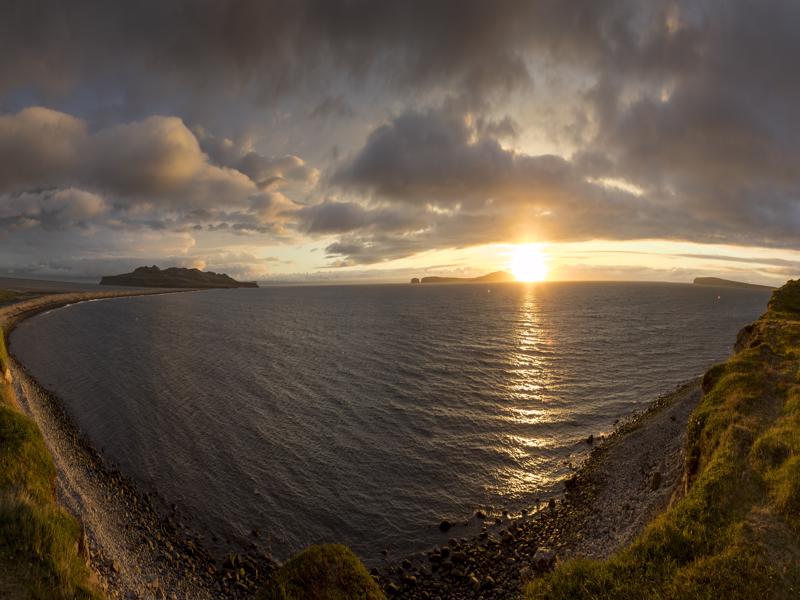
[[100, 266, 258, 289]]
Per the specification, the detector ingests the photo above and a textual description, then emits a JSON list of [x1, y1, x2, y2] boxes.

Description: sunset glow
[[510, 245, 548, 282], [1, 5, 798, 599], [0, 3, 793, 288]]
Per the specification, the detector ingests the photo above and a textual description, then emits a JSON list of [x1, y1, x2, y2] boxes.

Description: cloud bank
[[0, 1, 798, 278]]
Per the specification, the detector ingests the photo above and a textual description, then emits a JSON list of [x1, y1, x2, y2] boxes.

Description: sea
[[9, 281, 771, 563]]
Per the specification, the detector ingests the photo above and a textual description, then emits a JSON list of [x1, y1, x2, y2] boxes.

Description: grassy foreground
[[527, 279, 800, 599], [0, 324, 101, 600]]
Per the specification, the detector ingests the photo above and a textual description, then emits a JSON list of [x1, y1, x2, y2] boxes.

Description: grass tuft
[[258, 544, 385, 600]]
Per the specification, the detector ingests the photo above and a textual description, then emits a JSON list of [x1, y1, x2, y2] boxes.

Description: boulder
[[533, 548, 556, 572]]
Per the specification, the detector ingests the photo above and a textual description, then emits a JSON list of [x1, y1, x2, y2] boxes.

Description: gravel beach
[[376, 380, 702, 599]]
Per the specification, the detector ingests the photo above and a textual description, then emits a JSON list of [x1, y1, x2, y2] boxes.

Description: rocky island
[[100, 266, 259, 289], [693, 276, 774, 290], [411, 271, 515, 284]]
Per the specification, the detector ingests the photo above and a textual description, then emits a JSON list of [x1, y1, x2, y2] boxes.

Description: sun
[[510, 244, 548, 282]]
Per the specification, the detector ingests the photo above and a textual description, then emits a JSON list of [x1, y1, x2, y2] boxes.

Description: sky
[[0, 1, 798, 285]]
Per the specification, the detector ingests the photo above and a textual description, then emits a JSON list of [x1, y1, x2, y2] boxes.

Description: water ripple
[[10, 281, 770, 562]]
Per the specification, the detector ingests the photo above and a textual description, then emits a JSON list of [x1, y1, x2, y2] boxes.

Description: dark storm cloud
[[334, 110, 583, 208], [318, 106, 688, 263], [195, 129, 319, 190], [0, 0, 638, 106], [2, 0, 800, 276], [305, 1, 800, 265], [575, 2, 800, 243], [0, 189, 106, 231], [0, 108, 85, 192], [292, 200, 425, 234]]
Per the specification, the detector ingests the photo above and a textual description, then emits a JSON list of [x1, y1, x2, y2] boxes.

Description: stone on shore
[[533, 548, 556, 571]]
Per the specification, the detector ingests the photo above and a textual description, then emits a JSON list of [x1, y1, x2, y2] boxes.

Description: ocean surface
[[10, 282, 771, 563]]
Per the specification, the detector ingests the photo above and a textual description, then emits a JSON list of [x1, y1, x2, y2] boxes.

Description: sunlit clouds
[[0, 1, 798, 284]]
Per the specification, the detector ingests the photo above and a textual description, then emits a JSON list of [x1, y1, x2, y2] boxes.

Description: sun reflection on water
[[509, 285, 555, 400], [487, 284, 563, 499]]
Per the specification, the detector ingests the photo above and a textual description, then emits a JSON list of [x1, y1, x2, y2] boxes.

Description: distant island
[[100, 266, 258, 289], [693, 277, 774, 290], [411, 271, 515, 284]]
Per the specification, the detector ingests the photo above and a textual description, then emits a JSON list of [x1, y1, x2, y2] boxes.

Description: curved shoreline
[[1, 290, 274, 600], [377, 379, 702, 598], [0, 289, 182, 334], [3, 289, 706, 599]]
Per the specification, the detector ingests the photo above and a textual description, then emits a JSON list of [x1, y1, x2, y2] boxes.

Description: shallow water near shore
[[10, 281, 770, 563]]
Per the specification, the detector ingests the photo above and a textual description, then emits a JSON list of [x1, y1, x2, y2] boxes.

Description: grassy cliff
[[527, 279, 800, 599], [0, 325, 101, 600]]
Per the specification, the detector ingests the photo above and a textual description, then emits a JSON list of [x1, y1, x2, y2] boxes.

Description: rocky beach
[[375, 381, 701, 599], [1, 290, 276, 599]]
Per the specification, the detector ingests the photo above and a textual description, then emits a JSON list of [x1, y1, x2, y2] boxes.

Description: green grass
[[0, 325, 102, 600], [527, 279, 800, 600], [257, 544, 385, 600]]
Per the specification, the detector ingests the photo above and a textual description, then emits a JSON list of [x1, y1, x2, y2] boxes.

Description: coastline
[[377, 379, 702, 598], [1, 287, 754, 599], [1, 290, 274, 600], [0, 289, 180, 333]]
